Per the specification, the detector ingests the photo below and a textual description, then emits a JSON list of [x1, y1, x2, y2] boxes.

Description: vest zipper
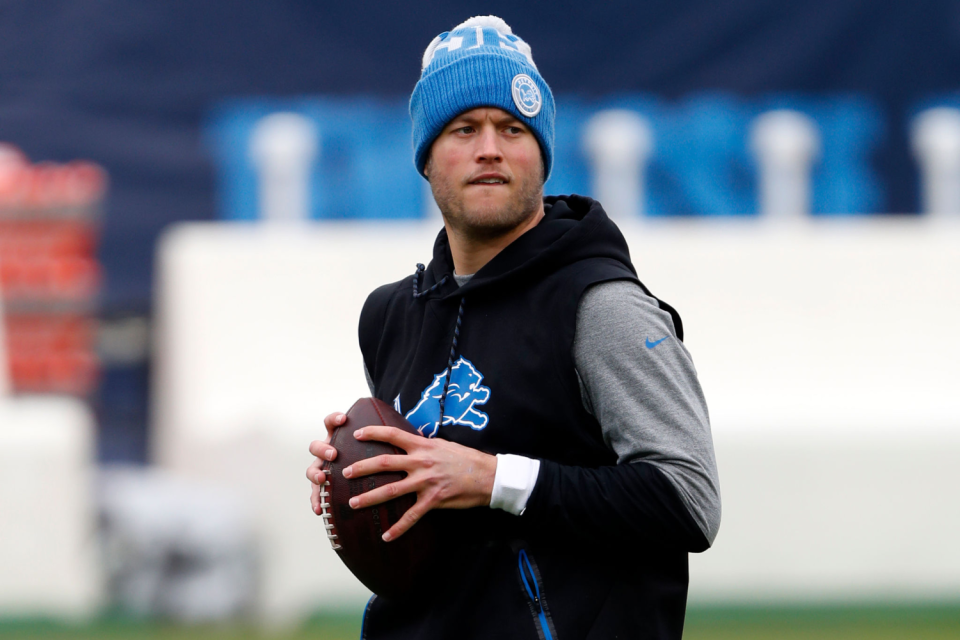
[[518, 548, 557, 640]]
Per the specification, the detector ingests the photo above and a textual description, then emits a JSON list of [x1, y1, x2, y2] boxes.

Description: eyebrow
[[448, 114, 525, 129]]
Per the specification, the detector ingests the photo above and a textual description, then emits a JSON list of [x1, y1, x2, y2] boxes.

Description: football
[[319, 397, 438, 600]]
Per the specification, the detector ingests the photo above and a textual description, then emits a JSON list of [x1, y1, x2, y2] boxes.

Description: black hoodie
[[358, 195, 705, 640]]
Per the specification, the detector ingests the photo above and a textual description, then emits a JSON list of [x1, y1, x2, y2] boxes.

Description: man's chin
[[448, 208, 534, 239], [462, 191, 511, 210]]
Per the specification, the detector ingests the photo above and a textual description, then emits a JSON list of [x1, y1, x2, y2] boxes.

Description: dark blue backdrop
[[2, 0, 958, 461]]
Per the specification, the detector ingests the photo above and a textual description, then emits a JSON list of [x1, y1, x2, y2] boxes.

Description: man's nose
[[474, 126, 503, 162]]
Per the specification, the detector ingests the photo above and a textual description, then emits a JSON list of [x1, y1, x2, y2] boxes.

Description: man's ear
[[423, 156, 432, 180]]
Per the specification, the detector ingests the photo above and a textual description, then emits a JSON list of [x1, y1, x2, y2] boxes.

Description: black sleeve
[[523, 459, 710, 553]]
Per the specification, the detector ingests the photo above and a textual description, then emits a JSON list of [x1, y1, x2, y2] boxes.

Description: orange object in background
[[0, 144, 105, 396], [0, 155, 106, 211], [5, 315, 99, 395], [0, 221, 101, 302]]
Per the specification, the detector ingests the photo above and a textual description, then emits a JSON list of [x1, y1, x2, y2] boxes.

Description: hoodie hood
[[407, 194, 655, 429], [424, 194, 637, 300]]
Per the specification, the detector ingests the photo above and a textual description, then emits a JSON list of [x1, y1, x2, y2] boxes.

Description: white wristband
[[489, 454, 541, 516]]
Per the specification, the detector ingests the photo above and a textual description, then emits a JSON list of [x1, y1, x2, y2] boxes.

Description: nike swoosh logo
[[646, 336, 668, 349]]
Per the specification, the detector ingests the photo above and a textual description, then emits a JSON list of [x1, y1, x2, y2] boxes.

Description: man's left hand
[[341, 426, 497, 542]]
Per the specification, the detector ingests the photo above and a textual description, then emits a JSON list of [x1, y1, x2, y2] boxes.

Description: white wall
[[0, 397, 103, 617], [690, 429, 960, 603], [152, 217, 960, 616]]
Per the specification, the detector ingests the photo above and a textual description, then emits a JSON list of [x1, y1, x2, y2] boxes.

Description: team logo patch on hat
[[511, 74, 542, 117]]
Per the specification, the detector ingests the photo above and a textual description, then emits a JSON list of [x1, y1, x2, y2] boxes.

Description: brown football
[[319, 397, 438, 600]]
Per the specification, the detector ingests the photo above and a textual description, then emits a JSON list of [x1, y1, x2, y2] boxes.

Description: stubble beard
[[427, 161, 544, 244]]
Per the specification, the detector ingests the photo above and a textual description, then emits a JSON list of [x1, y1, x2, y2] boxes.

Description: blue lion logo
[[511, 74, 542, 117], [405, 357, 491, 438]]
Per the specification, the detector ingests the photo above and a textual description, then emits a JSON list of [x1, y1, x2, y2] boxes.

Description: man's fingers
[[382, 498, 431, 542], [310, 412, 347, 462], [305, 458, 328, 484], [310, 482, 323, 514], [343, 453, 413, 479], [353, 425, 423, 451], [323, 412, 347, 435], [308, 439, 338, 462], [348, 477, 417, 510]]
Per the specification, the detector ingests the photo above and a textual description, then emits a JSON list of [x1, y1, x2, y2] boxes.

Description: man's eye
[[456, 126, 474, 134], [506, 126, 524, 134]]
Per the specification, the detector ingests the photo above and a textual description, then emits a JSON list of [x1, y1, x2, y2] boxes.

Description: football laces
[[319, 466, 341, 550]]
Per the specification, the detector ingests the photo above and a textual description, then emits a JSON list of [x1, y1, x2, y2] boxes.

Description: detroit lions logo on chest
[[404, 357, 491, 438]]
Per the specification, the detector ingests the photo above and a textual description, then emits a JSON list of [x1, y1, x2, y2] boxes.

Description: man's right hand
[[307, 412, 347, 515]]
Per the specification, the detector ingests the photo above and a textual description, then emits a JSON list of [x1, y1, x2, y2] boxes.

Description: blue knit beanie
[[410, 16, 555, 180]]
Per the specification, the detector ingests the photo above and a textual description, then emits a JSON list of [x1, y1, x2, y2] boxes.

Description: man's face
[[425, 107, 544, 241]]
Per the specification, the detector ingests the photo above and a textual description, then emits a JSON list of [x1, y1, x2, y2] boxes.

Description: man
[[307, 15, 720, 639]]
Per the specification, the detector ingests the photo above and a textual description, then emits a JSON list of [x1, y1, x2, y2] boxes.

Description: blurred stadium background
[[2, 1, 959, 638]]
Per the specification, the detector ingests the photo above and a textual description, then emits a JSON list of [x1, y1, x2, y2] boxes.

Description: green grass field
[[2, 605, 958, 639]]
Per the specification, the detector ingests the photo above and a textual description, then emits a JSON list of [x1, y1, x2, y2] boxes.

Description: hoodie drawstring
[[413, 263, 448, 298], [438, 296, 466, 424], [411, 263, 466, 431]]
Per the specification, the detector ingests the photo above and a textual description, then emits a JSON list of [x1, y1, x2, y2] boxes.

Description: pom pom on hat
[[458, 15, 514, 33], [410, 15, 555, 178], [421, 16, 522, 70]]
